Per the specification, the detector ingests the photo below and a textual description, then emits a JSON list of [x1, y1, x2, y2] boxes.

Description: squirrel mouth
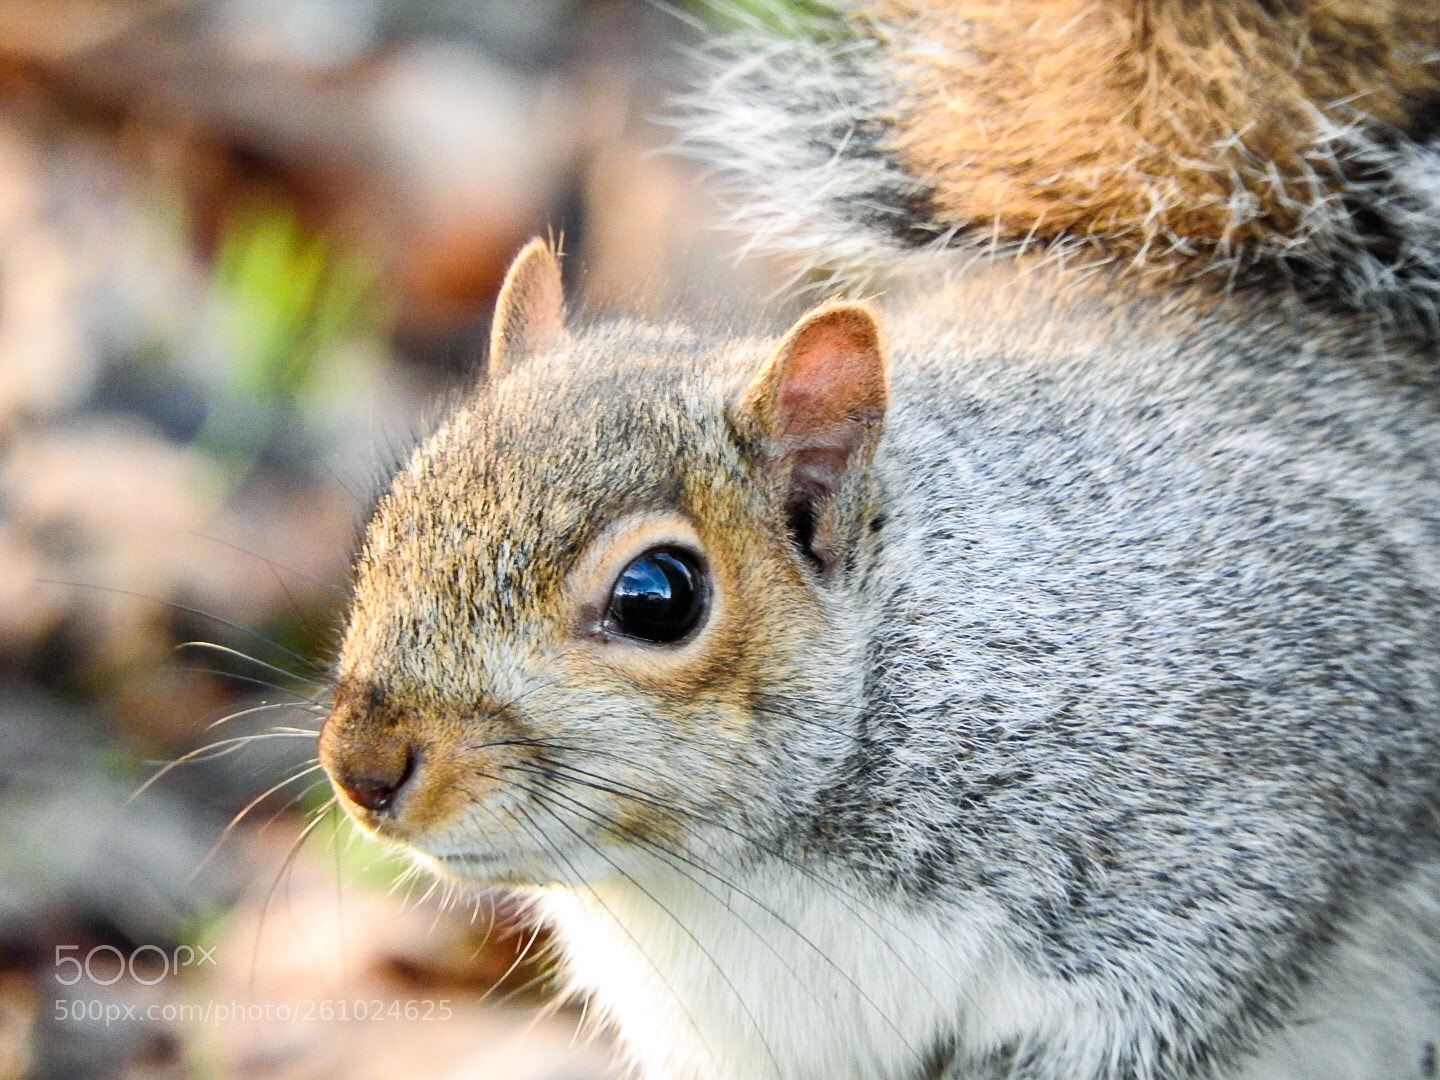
[[430, 851, 505, 872], [425, 850, 547, 887]]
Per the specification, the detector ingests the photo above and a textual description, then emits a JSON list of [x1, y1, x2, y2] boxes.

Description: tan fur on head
[[320, 284, 885, 869], [878, 0, 1440, 264]]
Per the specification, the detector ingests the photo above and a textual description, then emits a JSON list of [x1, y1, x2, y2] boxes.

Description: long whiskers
[[515, 766, 931, 1072], [129, 722, 318, 803], [179, 666, 331, 705], [188, 764, 328, 884], [175, 641, 327, 695], [507, 801, 742, 1078], [498, 748, 985, 1032], [39, 577, 325, 674], [249, 798, 341, 996], [204, 700, 324, 732]]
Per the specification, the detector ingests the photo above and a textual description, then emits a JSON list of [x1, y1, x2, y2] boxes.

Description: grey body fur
[[821, 271, 1440, 1075], [332, 263, 1440, 1078]]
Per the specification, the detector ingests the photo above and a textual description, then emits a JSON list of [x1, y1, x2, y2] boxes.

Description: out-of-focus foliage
[[681, 0, 844, 36], [213, 200, 383, 409], [205, 199, 386, 474]]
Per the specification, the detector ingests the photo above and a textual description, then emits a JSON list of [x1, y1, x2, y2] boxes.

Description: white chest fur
[[535, 858, 1440, 1080], [537, 858, 1112, 1080]]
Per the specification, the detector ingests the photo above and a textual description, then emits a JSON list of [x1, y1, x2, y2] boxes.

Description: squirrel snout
[[331, 748, 415, 814], [319, 700, 418, 817]]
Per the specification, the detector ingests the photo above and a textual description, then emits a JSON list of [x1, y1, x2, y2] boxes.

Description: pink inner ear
[[774, 304, 888, 461]]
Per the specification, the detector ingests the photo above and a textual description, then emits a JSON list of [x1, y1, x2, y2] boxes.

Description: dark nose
[[333, 747, 416, 814]]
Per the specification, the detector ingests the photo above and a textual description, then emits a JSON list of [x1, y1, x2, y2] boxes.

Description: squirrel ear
[[740, 301, 889, 572], [488, 238, 565, 379]]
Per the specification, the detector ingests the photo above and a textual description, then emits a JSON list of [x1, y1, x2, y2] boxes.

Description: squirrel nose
[[333, 747, 416, 814]]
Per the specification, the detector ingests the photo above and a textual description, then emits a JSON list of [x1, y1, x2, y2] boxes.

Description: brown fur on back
[[880, 0, 1440, 264]]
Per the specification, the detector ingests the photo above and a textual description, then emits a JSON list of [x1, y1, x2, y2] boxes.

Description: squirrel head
[[320, 239, 890, 882]]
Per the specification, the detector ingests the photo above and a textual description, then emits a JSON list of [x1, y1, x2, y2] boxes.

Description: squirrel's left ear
[[738, 301, 889, 574], [488, 238, 566, 378]]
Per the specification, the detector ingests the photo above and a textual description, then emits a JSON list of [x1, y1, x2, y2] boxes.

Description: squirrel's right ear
[[737, 301, 889, 574], [488, 238, 566, 379]]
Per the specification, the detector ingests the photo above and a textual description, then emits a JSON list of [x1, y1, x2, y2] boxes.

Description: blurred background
[[0, 1, 785, 1075]]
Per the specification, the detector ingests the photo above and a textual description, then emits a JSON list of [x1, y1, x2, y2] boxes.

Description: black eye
[[606, 548, 707, 644]]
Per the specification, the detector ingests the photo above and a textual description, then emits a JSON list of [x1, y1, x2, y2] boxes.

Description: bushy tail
[[677, 7, 956, 292], [679, 1, 1440, 335]]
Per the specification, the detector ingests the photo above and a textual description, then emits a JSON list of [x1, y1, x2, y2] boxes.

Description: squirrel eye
[[606, 548, 706, 644]]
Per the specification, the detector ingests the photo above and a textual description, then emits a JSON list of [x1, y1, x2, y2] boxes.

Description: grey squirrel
[[319, 2, 1440, 1078]]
